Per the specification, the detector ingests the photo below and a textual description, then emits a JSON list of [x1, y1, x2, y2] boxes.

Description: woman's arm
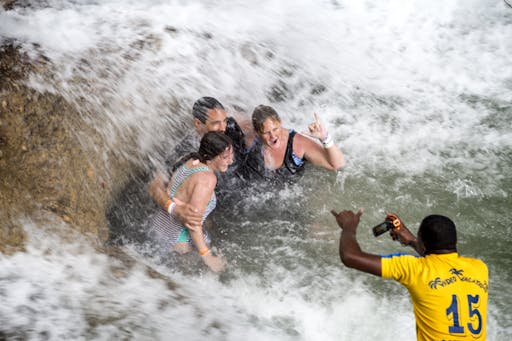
[[295, 113, 345, 170], [182, 171, 217, 252], [148, 171, 203, 230], [295, 133, 345, 170], [181, 170, 226, 272]]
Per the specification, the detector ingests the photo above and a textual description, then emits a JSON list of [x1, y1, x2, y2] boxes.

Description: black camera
[[372, 213, 401, 237]]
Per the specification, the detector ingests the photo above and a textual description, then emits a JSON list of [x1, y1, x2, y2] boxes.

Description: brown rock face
[[0, 42, 132, 253]]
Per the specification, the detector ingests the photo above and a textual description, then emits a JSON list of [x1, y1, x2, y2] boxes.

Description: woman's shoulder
[[191, 171, 217, 192], [185, 161, 216, 180], [293, 130, 322, 148], [184, 159, 210, 169], [290, 130, 312, 154]]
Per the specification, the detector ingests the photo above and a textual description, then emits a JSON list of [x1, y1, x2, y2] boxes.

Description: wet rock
[[267, 80, 290, 103], [2, 1, 18, 11], [86, 167, 95, 180], [164, 26, 178, 33], [240, 44, 259, 65], [0, 40, 120, 251], [1, 38, 158, 268], [0, 42, 33, 90], [0, 219, 26, 255]]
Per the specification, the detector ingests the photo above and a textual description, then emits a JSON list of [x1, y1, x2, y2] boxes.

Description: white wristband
[[167, 202, 176, 216], [321, 133, 334, 148]]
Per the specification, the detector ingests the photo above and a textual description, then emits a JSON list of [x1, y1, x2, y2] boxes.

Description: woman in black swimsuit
[[240, 105, 345, 183]]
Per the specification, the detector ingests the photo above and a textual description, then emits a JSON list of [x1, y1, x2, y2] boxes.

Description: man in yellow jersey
[[330, 209, 488, 340]]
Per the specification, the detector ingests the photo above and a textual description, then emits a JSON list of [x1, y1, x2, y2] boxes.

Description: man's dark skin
[[330, 208, 426, 276], [329, 209, 488, 341]]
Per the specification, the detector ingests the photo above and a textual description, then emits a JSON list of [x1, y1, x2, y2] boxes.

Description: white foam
[[0, 220, 415, 339], [2, 0, 507, 184], [1, 1, 510, 339]]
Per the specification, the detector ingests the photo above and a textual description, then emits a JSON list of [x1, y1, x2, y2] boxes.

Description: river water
[[1, 0, 511, 340]]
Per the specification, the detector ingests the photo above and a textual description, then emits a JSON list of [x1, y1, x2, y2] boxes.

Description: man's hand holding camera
[[388, 216, 424, 255]]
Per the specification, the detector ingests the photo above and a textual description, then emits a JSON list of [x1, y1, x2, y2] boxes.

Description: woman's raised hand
[[306, 112, 328, 141]]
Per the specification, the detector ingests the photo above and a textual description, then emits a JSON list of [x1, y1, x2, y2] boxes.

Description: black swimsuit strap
[[282, 130, 298, 174], [280, 129, 306, 176]]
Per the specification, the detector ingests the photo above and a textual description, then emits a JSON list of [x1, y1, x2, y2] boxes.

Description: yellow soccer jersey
[[381, 252, 488, 341]]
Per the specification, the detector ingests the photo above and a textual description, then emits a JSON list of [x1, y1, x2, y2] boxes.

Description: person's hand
[[305, 112, 329, 142], [388, 217, 423, 255], [173, 197, 203, 231], [201, 252, 227, 272], [389, 217, 414, 245], [330, 208, 363, 233], [148, 171, 169, 202]]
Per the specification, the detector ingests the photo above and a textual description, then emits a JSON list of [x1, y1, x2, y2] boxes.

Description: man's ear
[[193, 118, 203, 131]]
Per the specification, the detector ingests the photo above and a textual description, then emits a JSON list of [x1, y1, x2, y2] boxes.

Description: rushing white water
[[1, 0, 511, 340]]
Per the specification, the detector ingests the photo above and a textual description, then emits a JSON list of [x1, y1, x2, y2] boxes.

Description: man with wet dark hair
[[418, 214, 457, 252], [191, 97, 226, 131], [185, 97, 227, 135], [148, 96, 247, 230], [330, 209, 488, 340]]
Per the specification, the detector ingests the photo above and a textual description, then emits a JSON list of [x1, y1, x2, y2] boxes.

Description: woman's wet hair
[[173, 131, 232, 171], [192, 97, 225, 123], [418, 215, 457, 254], [252, 105, 281, 133]]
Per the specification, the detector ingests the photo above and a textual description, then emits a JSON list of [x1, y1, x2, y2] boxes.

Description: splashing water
[[1, 0, 511, 340]]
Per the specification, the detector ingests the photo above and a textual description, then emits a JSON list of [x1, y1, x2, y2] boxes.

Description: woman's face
[[258, 118, 282, 149], [210, 146, 234, 172]]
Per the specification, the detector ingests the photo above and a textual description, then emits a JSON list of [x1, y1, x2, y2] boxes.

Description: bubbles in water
[[1, 0, 511, 339], [448, 178, 484, 199]]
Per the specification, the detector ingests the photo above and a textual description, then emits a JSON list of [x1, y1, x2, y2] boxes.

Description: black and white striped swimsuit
[[150, 163, 216, 252]]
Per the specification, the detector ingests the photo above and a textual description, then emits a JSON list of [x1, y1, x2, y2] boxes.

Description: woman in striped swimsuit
[[150, 131, 233, 272]]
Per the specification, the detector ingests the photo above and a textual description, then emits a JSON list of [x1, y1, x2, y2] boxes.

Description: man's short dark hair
[[418, 215, 457, 253], [192, 97, 225, 123]]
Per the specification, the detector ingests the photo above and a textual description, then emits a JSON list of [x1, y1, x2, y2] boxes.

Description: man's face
[[194, 108, 228, 135]]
